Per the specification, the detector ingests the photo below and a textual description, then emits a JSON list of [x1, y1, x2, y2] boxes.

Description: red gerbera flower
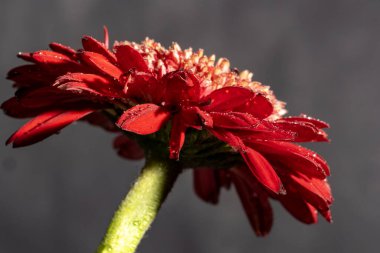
[[2, 27, 332, 237]]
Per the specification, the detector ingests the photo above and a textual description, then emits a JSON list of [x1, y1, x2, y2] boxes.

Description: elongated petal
[[116, 104, 171, 135], [208, 128, 246, 151], [2, 88, 98, 118], [7, 109, 94, 147], [32, 50, 78, 65], [273, 119, 328, 142], [17, 52, 34, 62], [193, 168, 220, 204], [55, 72, 111, 85], [237, 128, 296, 142], [202, 87, 253, 112], [241, 147, 283, 194], [30, 50, 87, 76], [113, 135, 145, 160], [103, 26, 109, 49], [16, 87, 85, 108], [7, 65, 52, 86], [310, 177, 333, 204], [49, 43, 77, 59], [278, 191, 318, 224], [82, 36, 117, 63], [203, 87, 273, 119], [320, 209, 333, 223], [169, 115, 187, 160], [210, 111, 260, 130], [249, 140, 330, 178], [115, 45, 149, 72], [282, 115, 330, 129], [1, 97, 46, 118], [232, 171, 273, 236], [280, 172, 332, 213], [79, 51, 123, 79], [55, 73, 122, 98], [235, 93, 273, 119], [219, 169, 232, 189]]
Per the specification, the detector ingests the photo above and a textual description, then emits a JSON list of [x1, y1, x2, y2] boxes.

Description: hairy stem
[[97, 152, 180, 253]]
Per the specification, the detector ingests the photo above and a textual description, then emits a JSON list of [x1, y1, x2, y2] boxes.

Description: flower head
[[2, 28, 332, 236]]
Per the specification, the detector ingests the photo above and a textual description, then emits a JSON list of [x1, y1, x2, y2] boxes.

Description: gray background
[[0, 0, 379, 252]]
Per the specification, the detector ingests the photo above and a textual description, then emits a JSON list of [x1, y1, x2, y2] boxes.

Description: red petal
[[16, 87, 86, 109], [1, 97, 44, 118], [7, 65, 52, 87], [273, 119, 329, 142], [49, 43, 77, 59], [219, 169, 232, 189], [281, 172, 332, 213], [282, 115, 330, 129], [238, 128, 296, 142], [249, 140, 330, 179], [17, 52, 34, 62], [55, 73, 122, 98], [116, 104, 171, 135], [203, 87, 273, 119], [202, 87, 253, 112], [193, 168, 220, 204], [231, 119, 296, 141], [310, 177, 333, 204], [32, 50, 87, 75], [122, 71, 162, 103], [103, 26, 109, 49], [82, 36, 117, 63], [178, 106, 212, 130], [7, 109, 94, 147], [169, 115, 187, 160], [208, 128, 246, 151], [79, 51, 123, 80], [321, 209, 333, 223], [231, 171, 273, 236], [2, 88, 97, 118], [195, 108, 213, 128], [241, 147, 283, 194], [115, 45, 149, 72], [235, 93, 273, 119], [113, 135, 145, 160], [161, 70, 201, 105], [210, 111, 260, 130], [32, 50, 78, 65], [278, 191, 318, 224]]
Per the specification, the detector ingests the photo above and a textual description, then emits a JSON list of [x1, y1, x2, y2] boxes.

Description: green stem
[[97, 151, 181, 253]]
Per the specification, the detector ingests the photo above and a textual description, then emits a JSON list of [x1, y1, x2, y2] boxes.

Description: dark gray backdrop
[[1, 0, 379, 252]]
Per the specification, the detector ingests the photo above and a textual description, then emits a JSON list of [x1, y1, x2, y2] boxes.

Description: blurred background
[[1, 0, 379, 252]]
